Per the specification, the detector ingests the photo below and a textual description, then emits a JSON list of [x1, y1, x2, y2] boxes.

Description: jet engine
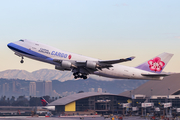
[[61, 61, 72, 68], [55, 65, 65, 71], [86, 61, 98, 69], [55, 61, 72, 71]]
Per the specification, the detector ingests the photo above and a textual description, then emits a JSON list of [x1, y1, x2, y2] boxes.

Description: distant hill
[[0, 69, 113, 81], [0, 69, 73, 81], [0, 69, 148, 94]]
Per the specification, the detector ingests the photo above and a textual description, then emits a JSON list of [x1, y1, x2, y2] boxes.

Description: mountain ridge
[[0, 69, 73, 81], [0, 69, 113, 81]]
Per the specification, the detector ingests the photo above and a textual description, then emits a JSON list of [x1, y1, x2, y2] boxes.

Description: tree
[[12, 95, 29, 106], [29, 97, 41, 106], [10, 96, 15, 105], [3, 96, 6, 101], [52, 97, 54, 101], [0, 96, 9, 106]]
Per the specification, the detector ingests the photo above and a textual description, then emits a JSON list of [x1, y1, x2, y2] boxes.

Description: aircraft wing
[[53, 56, 135, 74], [98, 56, 135, 64], [75, 56, 135, 68]]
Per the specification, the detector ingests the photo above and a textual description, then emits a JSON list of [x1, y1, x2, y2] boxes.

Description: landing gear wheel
[[73, 72, 88, 79], [83, 76, 87, 80], [20, 60, 24, 63]]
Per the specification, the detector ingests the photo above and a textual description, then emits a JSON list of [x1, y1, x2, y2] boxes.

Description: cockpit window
[[19, 40, 24, 42]]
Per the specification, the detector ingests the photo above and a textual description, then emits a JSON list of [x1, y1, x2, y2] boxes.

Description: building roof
[[119, 73, 180, 97], [48, 92, 129, 106]]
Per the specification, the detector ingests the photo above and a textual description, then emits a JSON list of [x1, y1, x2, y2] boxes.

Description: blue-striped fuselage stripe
[[7, 43, 48, 59]]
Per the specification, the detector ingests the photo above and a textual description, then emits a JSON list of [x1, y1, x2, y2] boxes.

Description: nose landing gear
[[20, 57, 24, 63]]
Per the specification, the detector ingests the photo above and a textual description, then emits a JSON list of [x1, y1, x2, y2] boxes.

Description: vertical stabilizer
[[136, 52, 173, 73], [40, 97, 48, 106]]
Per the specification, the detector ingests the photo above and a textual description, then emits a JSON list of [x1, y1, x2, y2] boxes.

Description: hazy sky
[[0, 0, 180, 73]]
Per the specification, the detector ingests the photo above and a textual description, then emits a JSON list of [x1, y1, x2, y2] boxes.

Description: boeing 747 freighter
[[7, 39, 173, 80]]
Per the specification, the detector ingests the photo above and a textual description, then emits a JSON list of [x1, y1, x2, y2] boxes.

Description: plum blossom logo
[[40, 99, 47, 106], [148, 57, 165, 72], [68, 55, 72, 59]]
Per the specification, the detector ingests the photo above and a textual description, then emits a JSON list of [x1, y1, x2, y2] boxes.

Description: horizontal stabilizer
[[99, 56, 135, 64], [141, 74, 169, 77]]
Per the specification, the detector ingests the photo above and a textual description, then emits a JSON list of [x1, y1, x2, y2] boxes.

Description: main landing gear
[[20, 57, 24, 63], [73, 72, 87, 80]]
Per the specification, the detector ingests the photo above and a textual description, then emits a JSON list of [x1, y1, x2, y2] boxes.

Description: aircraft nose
[[7, 43, 13, 49]]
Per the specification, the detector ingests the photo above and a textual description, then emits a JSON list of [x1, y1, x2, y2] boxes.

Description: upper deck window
[[19, 40, 24, 42]]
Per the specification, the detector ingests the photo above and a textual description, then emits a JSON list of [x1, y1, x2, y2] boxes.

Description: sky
[[0, 0, 180, 73]]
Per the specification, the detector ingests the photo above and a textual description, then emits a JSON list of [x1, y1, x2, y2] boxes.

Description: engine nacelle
[[86, 61, 97, 69], [61, 61, 72, 69], [55, 61, 72, 71], [55, 65, 65, 71]]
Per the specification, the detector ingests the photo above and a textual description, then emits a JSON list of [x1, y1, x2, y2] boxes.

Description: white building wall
[[89, 88, 95, 92], [45, 81, 52, 96], [98, 88, 102, 93], [29, 82, 36, 96]]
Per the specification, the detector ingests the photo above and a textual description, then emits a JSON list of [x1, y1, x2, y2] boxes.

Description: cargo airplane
[[7, 39, 173, 80]]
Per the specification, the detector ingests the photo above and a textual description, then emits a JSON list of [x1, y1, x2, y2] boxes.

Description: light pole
[[168, 88, 170, 99], [168, 88, 172, 116], [151, 88, 153, 98], [132, 89, 134, 107], [166, 88, 170, 116], [128, 91, 131, 116]]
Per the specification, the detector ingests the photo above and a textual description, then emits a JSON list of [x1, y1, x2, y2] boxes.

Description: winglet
[[127, 56, 135, 61]]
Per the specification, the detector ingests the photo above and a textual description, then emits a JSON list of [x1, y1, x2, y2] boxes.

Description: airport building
[[48, 92, 131, 115], [120, 73, 180, 97], [47, 73, 180, 116], [120, 73, 180, 110]]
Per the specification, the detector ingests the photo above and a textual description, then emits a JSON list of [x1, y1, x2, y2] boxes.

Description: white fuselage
[[8, 40, 163, 80], [42, 106, 55, 111]]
